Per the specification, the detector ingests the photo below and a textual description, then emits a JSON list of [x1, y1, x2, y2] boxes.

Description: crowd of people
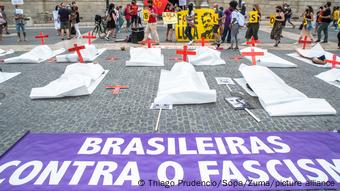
[[0, 1, 339, 49]]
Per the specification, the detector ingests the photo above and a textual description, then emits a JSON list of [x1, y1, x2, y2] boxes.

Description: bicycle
[[92, 15, 107, 39]]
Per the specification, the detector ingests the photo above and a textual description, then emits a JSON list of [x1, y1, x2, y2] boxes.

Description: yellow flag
[[162, 12, 177, 24], [270, 14, 275, 26], [248, 11, 258, 23], [143, 10, 149, 22]]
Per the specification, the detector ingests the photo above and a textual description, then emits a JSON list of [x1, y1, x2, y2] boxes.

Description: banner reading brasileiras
[[0, 132, 339, 190]]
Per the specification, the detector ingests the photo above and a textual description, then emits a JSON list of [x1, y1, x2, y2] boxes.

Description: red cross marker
[[241, 48, 264, 65], [82, 32, 96, 45], [35, 32, 49, 45], [246, 36, 260, 47], [325, 54, 340, 69], [176, 45, 196, 62], [298, 36, 312, 49], [105, 85, 129, 95], [146, 38, 156, 48], [197, 36, 207, 47], [68, 44, 86, 63]]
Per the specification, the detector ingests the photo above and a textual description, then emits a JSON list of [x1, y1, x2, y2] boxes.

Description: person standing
[[212, 3, 224, 45], [73, 6, 81, 38], [221, 4, 233, 43], [0, 5, 10, 34], [14, 5, 27, 42], [283, 3, 295, 28], [130, 0, 139, 28], [314, 6, 323, 36], [58, 3, 71, 40], [228, 0, 243, 50], [141, 0, 159, 45], [52, 5, 61, 36], [185, 3, 195, 45], [164, 2, 175, 42], [298, 6, 314, 42], [124, 3, 132, 31], [0, 11, 4, 41], [245, 4, 261, 42], [332, 7, 339, 30], [105, 3, 117, 40], [270, 6, 285, 47], [316, 2, 332, 43], [337, 30, 340, 49]]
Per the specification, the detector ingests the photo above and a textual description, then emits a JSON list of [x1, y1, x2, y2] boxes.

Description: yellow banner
[[162, 12, 177, 24], [143, 10, 149, 22], [303, 17, 307, 26], [269, 14, 275, 26], [338, 18, 340, 28], [176, 8, 218, 42], [248, 11, 258, 23]]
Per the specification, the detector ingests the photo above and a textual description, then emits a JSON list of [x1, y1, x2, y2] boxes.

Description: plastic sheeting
[[4, 45, 65, 64], [0, 72, 21, 84], [0, 49, 14, 57], [30, 63, 108, 99], [316, 69, 340, 88], [56, 44, 106, 63], [188, 47, 226, 66], [287, 43, 340, 68], [126, 47, 164, 66], [239, 64, 336, 116], [240, 47, 297, 68], [154, 62, 216, 105]]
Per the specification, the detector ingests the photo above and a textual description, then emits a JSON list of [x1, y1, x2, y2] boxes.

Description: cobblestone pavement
[[0, 26, 339, 155]]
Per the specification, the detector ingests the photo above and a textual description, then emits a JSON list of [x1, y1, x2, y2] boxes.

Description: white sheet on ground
[[287, 43, 340, 68], [56, 44, 106, 62], [126, 47, 164, 66], [154, 62, 216, 105], [0, 49, 15, 57], [240, 47, 297, 68], [316, 69, 340, 88], [30, 63, 108, 99], [188, 47, 226, 65], [4, 45, 65, 64], [234, 78, 257, 97], [239, 64, 336, 116], [0, 72, 21, 84]]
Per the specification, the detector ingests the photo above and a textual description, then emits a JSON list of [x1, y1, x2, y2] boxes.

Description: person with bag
[[14, 5, 27, 42], [185, 3, 195, 45], [270, 6, 285, 47], [228, 0, 244, 50], [105, 3, 118, 40], [140, 0, 159, 45]]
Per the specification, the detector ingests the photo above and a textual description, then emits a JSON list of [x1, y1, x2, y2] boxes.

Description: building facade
[[0, 0, 338, 24]]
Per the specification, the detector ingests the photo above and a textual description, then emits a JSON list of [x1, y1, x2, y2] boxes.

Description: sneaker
[[105, 37, 110, 41], [315, 40, 320, 43], [188, 40, 193, 45], [5, 32, 10, 35]]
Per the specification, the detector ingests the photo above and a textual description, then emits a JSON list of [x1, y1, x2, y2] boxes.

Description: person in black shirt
[[58, 3, 71, 40], [316, 2, 332, 43], [283, 3, 295, 28]]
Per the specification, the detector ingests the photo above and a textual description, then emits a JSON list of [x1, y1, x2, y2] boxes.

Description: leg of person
[[338, 30, 340, 48], [288, 17, 295, 28], [150, 23, 159, 44], [66, 28, 70, 39], [142, 23, 151, 42], [0, 25, 3, 41], [317, 22, 327, 42], [229, 24, 237, 49], [245, 24, 251, 42], [234, 24, 240, 49], [75, 23, 81, 38], [185, 25, 193, 44], [254, 23, 259, 40], [226, 26, 232, 43], [166, 25, 169, 41], [323, 23, 329, 42], [21, 24, 26, 41], [221, 26, 228, 42], [16, 23, 21, 41], [169, 28, 173, 41]]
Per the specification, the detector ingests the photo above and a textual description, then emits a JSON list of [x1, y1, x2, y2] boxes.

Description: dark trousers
[[221, 25, 231, 43], [185, 25, 193, 41], [317, 22, 329, 42], [338, 30, 340, 47]]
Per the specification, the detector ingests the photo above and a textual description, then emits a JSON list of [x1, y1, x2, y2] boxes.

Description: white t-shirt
[[231, 10, 245, 26]]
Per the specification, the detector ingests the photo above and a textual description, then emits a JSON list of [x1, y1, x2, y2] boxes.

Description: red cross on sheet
[[241, 48, 264, 65], [298, 36, 312, 49], [146, 38, 156, 48], [35, 32, 49, 45], [82, 32, 96, 45], [105, 85, 129, 95], [325, 54, 340, 69], [197, 36, 207, 47], [68, 44, 86, 63], [176, 45, 196, 62]]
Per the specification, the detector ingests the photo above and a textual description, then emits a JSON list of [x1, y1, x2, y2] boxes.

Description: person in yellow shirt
[[332, 6, 339, 30]]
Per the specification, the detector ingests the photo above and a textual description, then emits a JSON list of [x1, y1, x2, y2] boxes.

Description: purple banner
[[0, 132, 339, 190]]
